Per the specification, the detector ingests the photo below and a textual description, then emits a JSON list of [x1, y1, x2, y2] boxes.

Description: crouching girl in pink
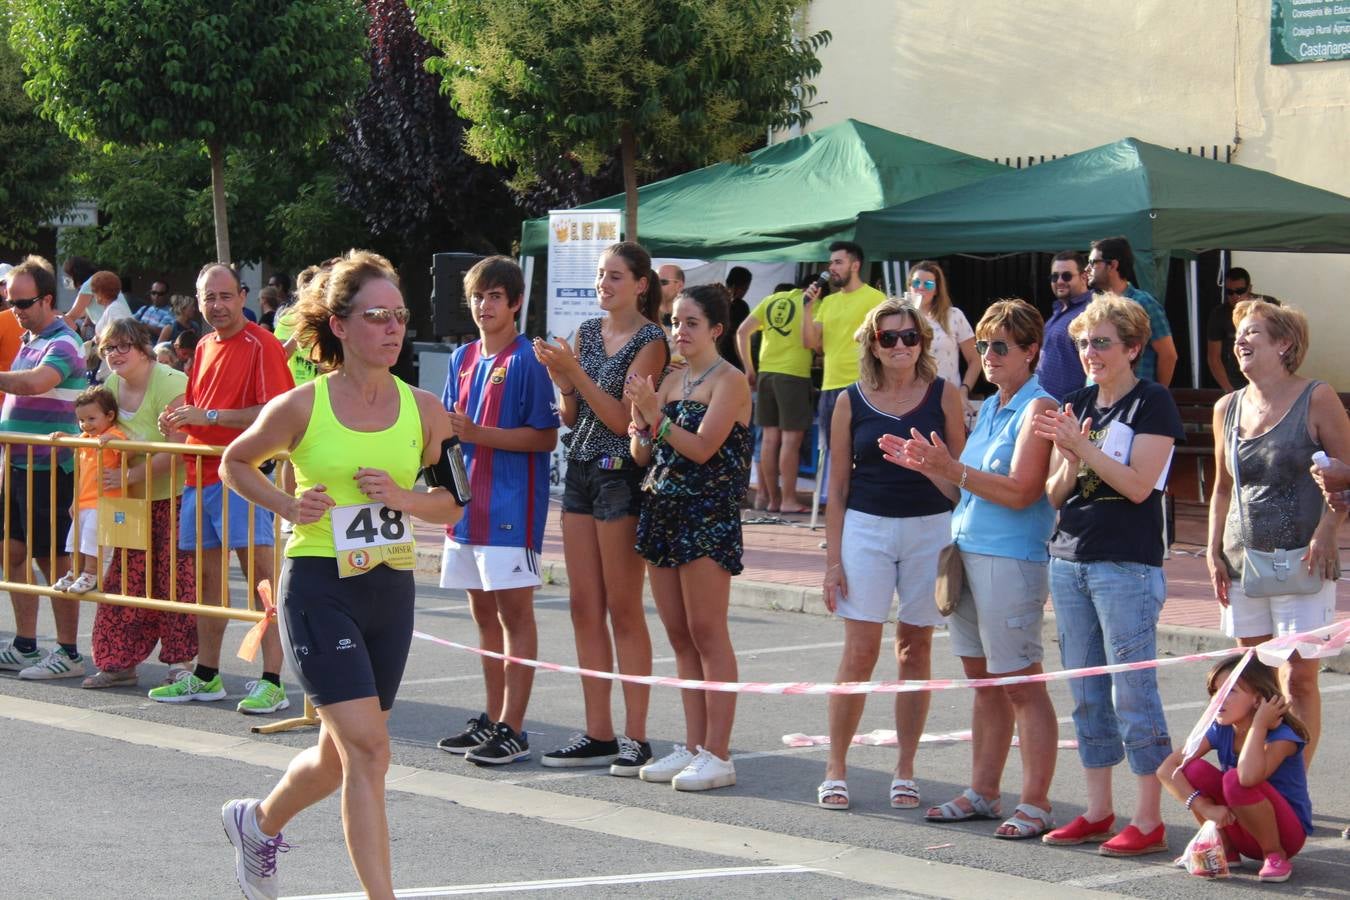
[[1157, 657, 1312, 883]]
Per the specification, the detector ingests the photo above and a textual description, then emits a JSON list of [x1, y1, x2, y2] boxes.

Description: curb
[[414, 547, 1350, 675]]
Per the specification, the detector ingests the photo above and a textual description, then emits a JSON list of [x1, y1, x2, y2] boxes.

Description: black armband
[[422, 437, 472, 505]]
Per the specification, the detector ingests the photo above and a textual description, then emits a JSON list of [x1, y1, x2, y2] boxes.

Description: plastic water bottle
[[1312, 451, 1330, 469]]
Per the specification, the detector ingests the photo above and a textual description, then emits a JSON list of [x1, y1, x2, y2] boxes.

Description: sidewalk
[[413, 500, 1350, 673]]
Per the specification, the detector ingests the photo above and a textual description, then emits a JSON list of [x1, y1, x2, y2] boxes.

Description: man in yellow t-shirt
[[802, 241, 885, 453], [737, 273, 817, 512]]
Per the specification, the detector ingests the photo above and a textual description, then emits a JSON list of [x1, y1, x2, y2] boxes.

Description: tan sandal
[[81, 668, 138, 689]]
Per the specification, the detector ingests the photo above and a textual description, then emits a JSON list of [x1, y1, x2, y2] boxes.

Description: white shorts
[[1220, 579, 1336, 640], [64, 508, 107, 560], [836, 509, 949, 627], [440, 538, 542, 591]]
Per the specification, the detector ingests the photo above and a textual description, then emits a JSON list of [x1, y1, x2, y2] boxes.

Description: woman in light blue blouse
[[883, 299, 1059, 840]]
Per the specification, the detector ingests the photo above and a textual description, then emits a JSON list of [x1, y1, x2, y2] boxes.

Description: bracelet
[[958, 465, 968, 490], [655, 416, 673, 445], [1184, 789, 1202, 810], [959, 383, 970, 393]]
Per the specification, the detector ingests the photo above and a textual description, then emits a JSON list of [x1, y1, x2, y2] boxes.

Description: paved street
[[2, 579, 1348, 898]]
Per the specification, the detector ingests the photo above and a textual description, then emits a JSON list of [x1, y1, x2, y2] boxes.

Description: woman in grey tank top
[[1206, 299, 1350, 769]]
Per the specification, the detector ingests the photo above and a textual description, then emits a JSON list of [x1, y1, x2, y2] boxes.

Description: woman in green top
[[81, 318, 198, 689], [220, 250, 461, 900]]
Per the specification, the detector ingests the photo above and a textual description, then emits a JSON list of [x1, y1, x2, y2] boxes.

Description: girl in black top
[[533, 242, 668, 773]]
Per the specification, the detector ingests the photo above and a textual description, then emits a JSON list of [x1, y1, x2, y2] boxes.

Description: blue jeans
[[1049, 558, 1171, 775]]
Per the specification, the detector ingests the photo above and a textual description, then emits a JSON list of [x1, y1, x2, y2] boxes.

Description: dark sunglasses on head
[[7, 295, 44, 310], [975, 339, 1016, 357], [1225, 286, 1249, 296], [1049, 271, 1076, 282], [359, 306, 411, 325], [876, 328, 921, 349], [909, 278, 937, 290]]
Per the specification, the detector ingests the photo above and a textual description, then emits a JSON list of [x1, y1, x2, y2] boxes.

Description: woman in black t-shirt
[[817, 298, 965, 812], [1033, 294, 1183, 857]]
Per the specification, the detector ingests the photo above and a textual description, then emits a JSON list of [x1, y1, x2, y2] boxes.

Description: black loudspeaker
[[431, 252, 485, 338]]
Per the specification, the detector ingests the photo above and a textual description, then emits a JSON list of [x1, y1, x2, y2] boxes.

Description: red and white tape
[[412, 618, 1349, 697]]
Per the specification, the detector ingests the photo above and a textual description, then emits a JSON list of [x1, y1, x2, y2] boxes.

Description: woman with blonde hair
[[1207, 299, 1350, 770], [816, 298, 965, 812], [1034, 293, 1184, 856]]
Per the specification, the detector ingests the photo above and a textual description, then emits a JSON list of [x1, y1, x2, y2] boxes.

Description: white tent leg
[[519, 255, 536, 333], [1187, 260, 1200, 388]]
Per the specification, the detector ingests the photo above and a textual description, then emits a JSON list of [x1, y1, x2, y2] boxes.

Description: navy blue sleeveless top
[[845, 379, 953, 518]]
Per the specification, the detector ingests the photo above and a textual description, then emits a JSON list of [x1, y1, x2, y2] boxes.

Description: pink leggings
[[1183, 759, 1306, 858]]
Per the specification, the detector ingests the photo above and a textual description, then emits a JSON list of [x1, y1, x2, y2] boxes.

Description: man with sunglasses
[[151, 263, 295, 714], [0, 256, 88, 679], [1038, 251, 1093, 401], [1086, 237, 1177, 386], [1206, 267, 1278, 392], [134, 280, 176, 332], [803, 241, 885, 479]]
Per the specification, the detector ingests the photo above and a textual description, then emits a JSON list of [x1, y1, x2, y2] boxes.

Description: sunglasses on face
[[358, 306, 411, 325], [909, 278, 937, 290], [876, 328, 921, 349], [975, 339, 1016, 357], [1049, 271, 1076, 282], [148, 290, 166, 296], [8, 295, 43, 310], [1075, 336, 1119, 352], [1225, 286, 1249, 296]]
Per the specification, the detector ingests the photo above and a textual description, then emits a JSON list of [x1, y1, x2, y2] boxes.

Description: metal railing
[[0, 432, 282, 622]]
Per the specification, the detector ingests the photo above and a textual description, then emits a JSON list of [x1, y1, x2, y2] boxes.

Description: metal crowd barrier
[[0, 432, 318, 734]]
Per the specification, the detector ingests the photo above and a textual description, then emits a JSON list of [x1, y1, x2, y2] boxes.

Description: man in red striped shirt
[[435, 256, 559, 766]]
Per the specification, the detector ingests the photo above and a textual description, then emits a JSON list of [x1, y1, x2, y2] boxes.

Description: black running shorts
[[277, 556, 416, 711]]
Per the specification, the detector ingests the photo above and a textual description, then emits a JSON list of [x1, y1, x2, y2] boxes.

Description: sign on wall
[[1271, 0, 1350, 64]]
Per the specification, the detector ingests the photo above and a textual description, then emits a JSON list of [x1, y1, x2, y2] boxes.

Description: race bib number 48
[[331, 502, 416, 578]]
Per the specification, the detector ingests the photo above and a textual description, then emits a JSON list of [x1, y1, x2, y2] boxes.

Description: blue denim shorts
[[561, 457, 643, 521], [1048, 557, 1172, 775], [177, 481, 275, 551]]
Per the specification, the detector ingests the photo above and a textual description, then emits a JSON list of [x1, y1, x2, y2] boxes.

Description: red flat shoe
[[1042, 813, 1116, 845], [1099, 823, 1168, 857]]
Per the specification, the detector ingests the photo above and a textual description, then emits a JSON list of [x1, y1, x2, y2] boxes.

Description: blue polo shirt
[[1037, 290, 1091, 402], [951, 376, 1055, 561], [1122, 285, 1172, 382]]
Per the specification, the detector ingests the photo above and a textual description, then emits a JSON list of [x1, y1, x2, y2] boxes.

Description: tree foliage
[[61, 141, 371, 274], [333, 0, 519, 256], [412, 0, 830, 239], [0, 44, 81, 246], [9, 0, 369, 262]]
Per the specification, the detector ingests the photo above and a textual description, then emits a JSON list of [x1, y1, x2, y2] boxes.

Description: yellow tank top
[[286, 373, 425, 558]]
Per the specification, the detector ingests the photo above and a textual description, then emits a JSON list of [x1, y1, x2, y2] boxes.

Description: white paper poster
[[545, 209, 622, 493]]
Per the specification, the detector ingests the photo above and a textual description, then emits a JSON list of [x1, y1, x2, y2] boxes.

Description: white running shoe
[[18, 647, 86, 680], [639, 744, 696, 783], [222, 798, 290, 900], [671, 746, 736, 792]]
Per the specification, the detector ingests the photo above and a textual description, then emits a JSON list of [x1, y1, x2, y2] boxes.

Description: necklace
[[682, 357, 724, 400]]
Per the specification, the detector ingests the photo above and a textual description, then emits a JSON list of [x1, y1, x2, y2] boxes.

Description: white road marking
[[282, 864, 819, 898]]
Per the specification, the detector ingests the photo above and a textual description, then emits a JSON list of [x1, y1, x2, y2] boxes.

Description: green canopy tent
[[519, 118, 1006, 260], [853, 137, 1350, 385]]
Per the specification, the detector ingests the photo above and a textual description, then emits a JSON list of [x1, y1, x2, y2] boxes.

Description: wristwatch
[[205, 409, 219, 425]]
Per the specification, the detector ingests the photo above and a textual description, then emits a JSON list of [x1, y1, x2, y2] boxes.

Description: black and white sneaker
[[609, 735, 652, 777], [540, 733, 620, 768], [465, 723, 531, 766], [436, 712, 495, 755]]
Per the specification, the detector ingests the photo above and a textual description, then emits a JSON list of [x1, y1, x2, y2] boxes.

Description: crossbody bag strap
[[1228, 388, 1248, 538]]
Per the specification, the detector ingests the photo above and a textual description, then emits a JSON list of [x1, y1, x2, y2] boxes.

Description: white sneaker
[[19, 647, 86, 680], [51, 572, 78, 591], [0, 640, 44, 671], [222, 798, 290, 900], [639, 744, 696, 783], [68, 572, 99, 594], [671, 746, 736, 792]]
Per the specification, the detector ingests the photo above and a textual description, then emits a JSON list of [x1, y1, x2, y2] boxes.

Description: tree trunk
[[620, 122, 638, 242], [208, 139, 231, 263]]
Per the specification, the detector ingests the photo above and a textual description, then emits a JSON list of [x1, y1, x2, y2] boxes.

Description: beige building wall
[[803, 0, 1350, 386]]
